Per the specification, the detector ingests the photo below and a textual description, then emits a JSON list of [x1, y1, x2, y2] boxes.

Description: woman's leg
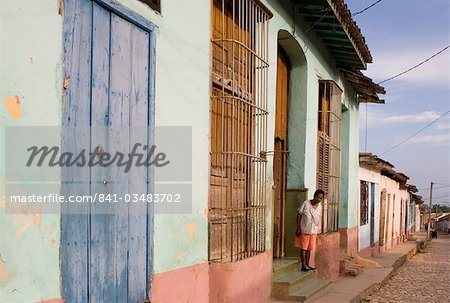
[[306, 234, 317, 270], [300, 249, 307, 270]]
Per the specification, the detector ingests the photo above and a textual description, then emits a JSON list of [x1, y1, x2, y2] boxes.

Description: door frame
[[61, 0, 156, 300], [379, 189, 386, 247], [272, 45, 290, 258], [369, 183, 375, 247]]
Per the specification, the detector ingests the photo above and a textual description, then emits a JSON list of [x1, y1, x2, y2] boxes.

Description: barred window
[[317, 81, 342, 233], [360, 180, 369, 225], [209, 0, 271, 262]]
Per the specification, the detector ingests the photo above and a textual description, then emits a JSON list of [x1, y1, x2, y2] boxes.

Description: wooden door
[[379, 190, 386, 246], [273, 47, 290, 258], [392, 195, 396, 244], [209, 0, 253, 261], [400, 198, 404, 240], [384, 192, 391, 247], [370, 183, 375, 247], [61, 1, 155, 301]]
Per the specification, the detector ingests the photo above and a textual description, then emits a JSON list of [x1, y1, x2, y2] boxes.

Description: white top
[[298, 200, 322, 234]]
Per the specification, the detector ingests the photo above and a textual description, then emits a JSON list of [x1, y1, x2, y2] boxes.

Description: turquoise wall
[[1, 0, 368, 300], [266, 0, 361, 194], [340, 94, 360, 229], [265, 0, 362, 246], [148, 0, 210, 273], [0, 1, 62, 302]]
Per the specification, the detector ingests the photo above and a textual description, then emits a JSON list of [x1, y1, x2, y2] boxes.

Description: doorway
[[370, 183, 375, 247], [61, 1, 155, 301], [379, 189, 386, 247], [273, 46, 290, 258]]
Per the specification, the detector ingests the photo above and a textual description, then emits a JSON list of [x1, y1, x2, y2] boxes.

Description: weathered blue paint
[[61, 0, 92, 301], [62, 0, 155, 301]]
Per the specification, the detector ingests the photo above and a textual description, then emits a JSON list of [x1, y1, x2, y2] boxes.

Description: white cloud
[[360, 109, 445, 128], [436, 123, 450, 130], [383, 111, 441, 123], [407, 133, 450, 145], [366, 47, 450, 87]]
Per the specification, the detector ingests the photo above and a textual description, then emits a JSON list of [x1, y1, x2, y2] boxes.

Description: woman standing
[[294, 189, 324, 272]]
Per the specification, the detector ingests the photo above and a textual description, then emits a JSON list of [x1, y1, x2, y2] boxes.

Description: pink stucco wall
[[209, 250, 272, 303], [151, 263, 209, 303], [358, 241, 382, 258], [315, 232, 340, 280], [339, 226, 358, 255], [152, 251, 272, 302]]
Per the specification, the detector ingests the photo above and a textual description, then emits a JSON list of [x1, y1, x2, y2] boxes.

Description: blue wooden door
[[61, 1, 155, 302]]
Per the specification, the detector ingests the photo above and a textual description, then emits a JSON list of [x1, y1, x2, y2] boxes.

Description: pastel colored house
[[412, 193, 424, 232], [436, 213, 450, 233], [1, 0, 385, 302], [358, 153, 419, 258]]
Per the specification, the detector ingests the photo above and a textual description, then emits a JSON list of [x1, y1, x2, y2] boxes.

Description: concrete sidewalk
[[307, 240, 419, 303]]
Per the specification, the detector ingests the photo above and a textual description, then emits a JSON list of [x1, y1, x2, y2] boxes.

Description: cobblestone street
[[364, 233, 450, 302]]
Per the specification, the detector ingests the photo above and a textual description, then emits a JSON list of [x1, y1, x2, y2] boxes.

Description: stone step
[[287, 279, 331, 302], [272, 270, 316, 298], [273, 258, 300, 280]]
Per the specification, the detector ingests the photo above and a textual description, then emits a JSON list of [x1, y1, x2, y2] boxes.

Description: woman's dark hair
[[314, 189, 325, 197]]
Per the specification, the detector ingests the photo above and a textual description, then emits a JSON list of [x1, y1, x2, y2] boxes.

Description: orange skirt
[[293, 233, 317, 251]]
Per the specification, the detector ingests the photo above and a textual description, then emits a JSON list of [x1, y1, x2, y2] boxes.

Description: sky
[[345, 0, 450, 206]]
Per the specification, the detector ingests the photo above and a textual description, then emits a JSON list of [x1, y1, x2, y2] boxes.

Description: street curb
[[349, 244, 418, 303]]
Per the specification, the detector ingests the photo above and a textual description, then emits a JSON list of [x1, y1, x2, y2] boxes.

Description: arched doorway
[[273, 30, 308, 258]]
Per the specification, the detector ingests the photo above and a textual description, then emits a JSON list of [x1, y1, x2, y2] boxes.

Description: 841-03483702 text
[[8, 193, 183, 204]]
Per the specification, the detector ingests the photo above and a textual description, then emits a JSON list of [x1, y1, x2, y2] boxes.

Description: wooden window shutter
[[317, 80, 342, 233]]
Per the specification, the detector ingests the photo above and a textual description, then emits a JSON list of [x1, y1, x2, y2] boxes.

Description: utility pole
[[427, 182, 433, 241]]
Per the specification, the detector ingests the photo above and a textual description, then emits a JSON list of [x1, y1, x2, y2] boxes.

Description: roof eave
[[325, 0, 367, 67], [296, 0, 371, 70]]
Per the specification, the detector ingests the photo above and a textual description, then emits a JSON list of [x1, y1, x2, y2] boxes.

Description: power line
[[379, 110, 450, 156], [353, 0, 382, 16], [377, 46, 450, 85], [419, 185, 450, 191], [305, 8, 331, 33], [429, 194, 450, 200]]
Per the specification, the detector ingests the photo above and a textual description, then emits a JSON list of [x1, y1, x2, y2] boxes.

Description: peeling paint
[[14, 214, 32, 237], [4, 95, 22, 119], [57, 0, 63, 15], [0, 255, 14, 282], [175, 252, 188, 262], [186, 223, 196, 242], [43, 223, 56, 234], [34, 212, 41, 230], [12, 204, 54, 237]]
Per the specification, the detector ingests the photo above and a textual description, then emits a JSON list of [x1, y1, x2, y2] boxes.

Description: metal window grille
[[360, 181, 369, 225], [209, 0, 270, 262], [317, 81, 341, 233]]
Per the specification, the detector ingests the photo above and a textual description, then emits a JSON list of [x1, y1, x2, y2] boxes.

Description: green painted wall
[[0, 1, 62, 302], [265, 0, 362, 241], [0, 0, 367, 299], [146, 0, 210, 273], [340, 94, 360, 229]]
